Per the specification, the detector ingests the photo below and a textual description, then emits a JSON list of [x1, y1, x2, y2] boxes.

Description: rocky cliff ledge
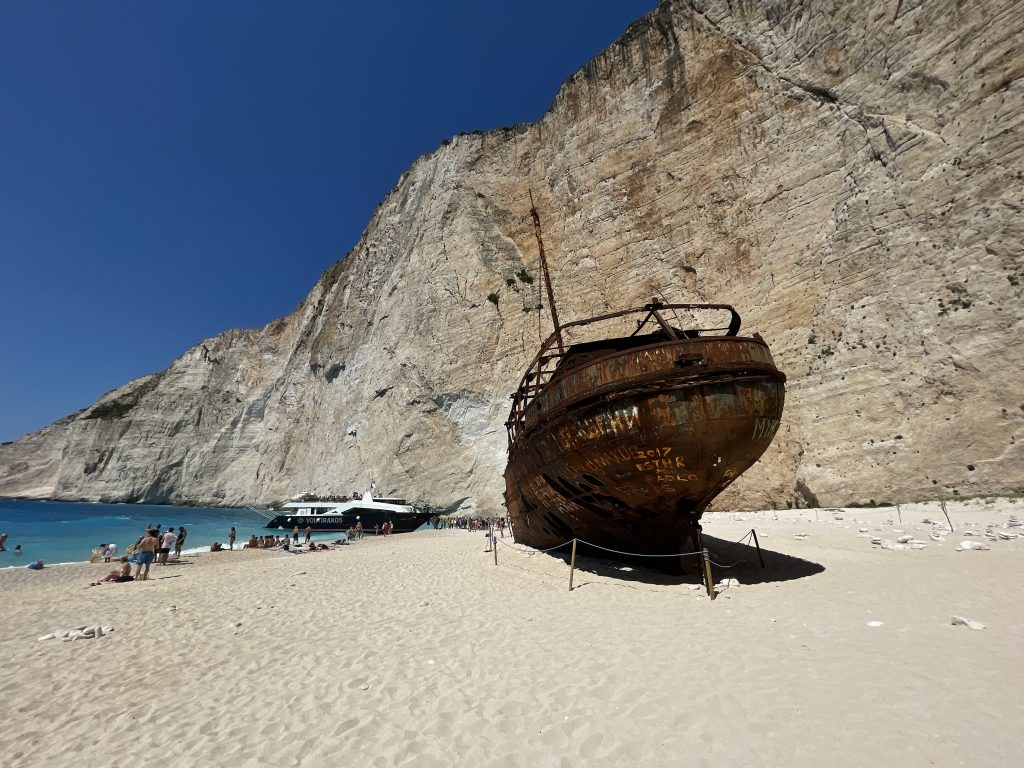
[[2, 0, 1022, 511]]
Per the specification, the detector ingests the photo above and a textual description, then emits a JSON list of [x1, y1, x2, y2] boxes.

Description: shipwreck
[[504, 199, 787, 557]]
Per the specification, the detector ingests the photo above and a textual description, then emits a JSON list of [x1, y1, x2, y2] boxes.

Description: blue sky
[[0, 0, 657, 442]]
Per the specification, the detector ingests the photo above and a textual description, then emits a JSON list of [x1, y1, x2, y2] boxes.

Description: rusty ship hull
[[504, 303, 786, 555]]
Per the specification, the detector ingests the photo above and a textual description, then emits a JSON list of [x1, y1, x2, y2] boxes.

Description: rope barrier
[[708, 557, 740, 568], [490, 528, 766, 600], [495, 537, 575, 556], [575, 539, 705, 558], [495, 529, 759, 560], [710, 530, 755, 551]]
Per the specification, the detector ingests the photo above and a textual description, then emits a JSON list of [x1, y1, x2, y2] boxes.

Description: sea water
[[0, 499, 341, 567]]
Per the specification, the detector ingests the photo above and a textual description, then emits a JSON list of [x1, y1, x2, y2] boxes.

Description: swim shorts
[[138, 551, 155, 565]]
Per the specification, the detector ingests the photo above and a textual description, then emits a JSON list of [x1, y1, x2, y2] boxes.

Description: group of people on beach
[[209, 531, 343, 554], [207, 520, 396, 555], [85, 513, 409, 585], [432, 517, 506, 533], [90, 523, 188, 585], [245, 534, 290, 549]]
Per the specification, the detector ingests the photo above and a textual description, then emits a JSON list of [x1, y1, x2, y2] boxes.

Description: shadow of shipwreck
[[532, 533, 825, 589]]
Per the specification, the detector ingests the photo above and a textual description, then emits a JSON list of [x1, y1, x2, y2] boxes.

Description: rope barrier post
[[702, 547, 716, 600], [940, 498, 954, 532], [568, 538, 578, 591], [751, 528, 765, 569]]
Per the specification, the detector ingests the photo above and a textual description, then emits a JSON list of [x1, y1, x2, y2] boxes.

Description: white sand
[[1, 498, 1022, 767]]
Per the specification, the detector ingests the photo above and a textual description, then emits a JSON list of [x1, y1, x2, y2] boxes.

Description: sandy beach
[[1, 498, 1022, 767]]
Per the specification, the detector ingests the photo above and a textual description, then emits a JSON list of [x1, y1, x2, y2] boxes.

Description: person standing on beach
[[135, 530, 158, 580], [229, 527, 236, 550], [355, 520, 363, 540], [159, 528, 176, 565], [293, 525, 299, 544], [162, 528, 177, 561], [175, 527, 187, 557], [304, 525, 312, 544]]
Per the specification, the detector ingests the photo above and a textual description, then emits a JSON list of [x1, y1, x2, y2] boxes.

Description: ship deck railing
[[504, 301, 740, 449]]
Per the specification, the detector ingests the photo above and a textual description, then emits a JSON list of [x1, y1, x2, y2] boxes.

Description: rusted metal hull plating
[[505, 306, 786, 555]]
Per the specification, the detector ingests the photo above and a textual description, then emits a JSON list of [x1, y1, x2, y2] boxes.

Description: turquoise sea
[[0, 499, 342, 567]]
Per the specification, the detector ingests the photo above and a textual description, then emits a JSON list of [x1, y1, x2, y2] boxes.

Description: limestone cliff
[[2, 0, 1022, 510]]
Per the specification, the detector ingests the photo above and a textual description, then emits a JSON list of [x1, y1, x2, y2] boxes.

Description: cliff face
[[2, 0, 1022, 510]]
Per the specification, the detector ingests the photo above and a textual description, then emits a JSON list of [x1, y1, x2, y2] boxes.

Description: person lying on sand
[[210, 542, 224, 552]]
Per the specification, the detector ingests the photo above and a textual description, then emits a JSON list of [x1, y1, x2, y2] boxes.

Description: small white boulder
[[957, 541, 991, 551], [951, 616, 986, 631]]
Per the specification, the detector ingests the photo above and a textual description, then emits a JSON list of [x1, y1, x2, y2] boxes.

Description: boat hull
[[265, 509, 432, 534], [505, 336, 785, 554]]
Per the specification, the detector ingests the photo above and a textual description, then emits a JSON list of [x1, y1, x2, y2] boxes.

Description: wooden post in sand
[[751, 529, 766, 568], [702, 547, 716, 600], [493, 530, 498, 566], [568, 538, 578, 591]]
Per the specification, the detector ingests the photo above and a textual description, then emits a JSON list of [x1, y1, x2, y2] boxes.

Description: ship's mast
[[528, 190, 564, 354]]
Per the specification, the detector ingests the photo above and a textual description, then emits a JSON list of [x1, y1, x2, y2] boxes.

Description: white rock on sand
[[1, 500, 1022, 767], [951, 616, 987, 631], [958, 541, 992, 551]]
